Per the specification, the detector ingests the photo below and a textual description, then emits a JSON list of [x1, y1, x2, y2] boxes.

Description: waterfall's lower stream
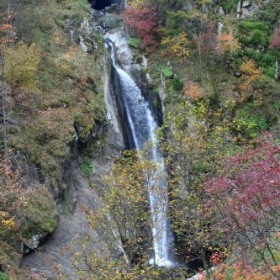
[[106, 40, 175, 267]]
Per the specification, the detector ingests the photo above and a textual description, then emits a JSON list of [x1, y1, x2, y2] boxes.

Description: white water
[[107, 41, 174, 267]]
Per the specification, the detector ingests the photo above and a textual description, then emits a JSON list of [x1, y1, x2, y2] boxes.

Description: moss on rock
[[19, 187, 59, 240]]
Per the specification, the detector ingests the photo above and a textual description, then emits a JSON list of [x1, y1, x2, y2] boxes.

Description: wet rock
[[22, 232, 49, 255]]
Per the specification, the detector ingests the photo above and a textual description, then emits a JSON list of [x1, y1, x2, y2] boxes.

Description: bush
[[237, 20, 270, 49], [4, 43, 40, 89], [171, 77, 183, 91], [82, 156, 93, 177], [122, 2, 159, 52], [232, 104, 269, 138], [162, 65, 174, 79], [102, 15, 121, 29], [127, 37, 142, 49], [0, 272, 8, 280], [215, 0, 239, 13]]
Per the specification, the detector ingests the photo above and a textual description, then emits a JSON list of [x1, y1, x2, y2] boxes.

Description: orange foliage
[[275, 264, 280, 272], [0, 22, 14, 42], [239, 59, 262, 101], [0, 24, 12, 31], [211, 261, 274, 280], [216, 29, 240, 55], [210, 252, 225, 265], [184, 81, 203, 100]]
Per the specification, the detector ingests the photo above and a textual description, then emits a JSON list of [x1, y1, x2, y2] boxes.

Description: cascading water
[[106, 39, 175, 267]]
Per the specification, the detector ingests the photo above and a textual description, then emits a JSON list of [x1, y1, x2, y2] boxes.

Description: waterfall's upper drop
[[104, 30, 132, 73]]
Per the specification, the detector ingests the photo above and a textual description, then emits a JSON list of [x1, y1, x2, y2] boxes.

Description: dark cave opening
[[88, 0, 112, 10]]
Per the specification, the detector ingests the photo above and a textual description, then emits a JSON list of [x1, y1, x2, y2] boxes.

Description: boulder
[[237, 1, 260, 18]]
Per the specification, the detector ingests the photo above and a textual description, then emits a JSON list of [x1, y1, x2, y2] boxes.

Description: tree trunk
[[0, 49, 8, 164], [275, 60, 279, 80]]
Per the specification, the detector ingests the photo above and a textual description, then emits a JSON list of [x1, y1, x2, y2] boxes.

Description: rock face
[[20, 19, 125, 280], [104, 28, 132, 72], [23, 233, 48, 255], [20, 41, 125, 276], [20, 165, 100, 278], [237, 0, 261, 18], [21, 121, 124, 278]]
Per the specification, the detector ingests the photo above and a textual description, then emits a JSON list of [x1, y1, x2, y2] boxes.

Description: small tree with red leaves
[[269, 27, 280, 49], [204, 132, 280, 278], [122, 2, 159, 52]]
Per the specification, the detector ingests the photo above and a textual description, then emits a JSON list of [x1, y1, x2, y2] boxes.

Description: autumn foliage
[[161, 31, 189, 60], [0, 24, 12, 31], [210, 261, 273, 280], [239, 59, 262, 101], [122, 2, 159, 52], [194, 19, 217, 63], [184, 81, 204, 100], [206, 132, 279, 229], [216, 29, 240, 55], [0, 161, 19, 231], [205, 132, 280, 278], [269, 27, 280, 49]]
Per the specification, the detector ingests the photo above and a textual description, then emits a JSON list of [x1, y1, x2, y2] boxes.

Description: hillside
[[0, 0, 279, 279]]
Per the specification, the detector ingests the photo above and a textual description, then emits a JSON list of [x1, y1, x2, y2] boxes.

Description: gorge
[[0, 0, 279, 279]]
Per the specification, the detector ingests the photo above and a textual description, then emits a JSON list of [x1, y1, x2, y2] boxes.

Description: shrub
[[0, 272, 8, 280], [161, 65, 173, 79], [127, 37, 142, 49], [237, 20, 270, 49], [81, 156, 93, 177], [232, 104, 269, 138], [171, 77, 183, 91], [122, 2, 159, 52], [269, 27, 280, 49], [215, 0, 239, 13], [4, 43, 40, 89], [184, 81, 203, 100]]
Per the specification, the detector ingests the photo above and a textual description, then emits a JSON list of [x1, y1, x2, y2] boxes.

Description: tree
[[0, 3, 15, 164], [216, 29, 240, 57], [161, 31, 190, 61], [160, 5, 216, 80], [192, 19, 217, 67], [237, 20, 270, 51], [183, 81, 204, 100], [269, 27, 280, 49], [238, 59, 263, 102], [0, 48, 8, 163], [204, 132, 280, 279], [122, 2, 159, 52], [161, 100, 225, 275]]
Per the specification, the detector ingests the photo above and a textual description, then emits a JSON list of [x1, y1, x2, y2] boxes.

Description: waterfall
[[106, 40, 175, 267]]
